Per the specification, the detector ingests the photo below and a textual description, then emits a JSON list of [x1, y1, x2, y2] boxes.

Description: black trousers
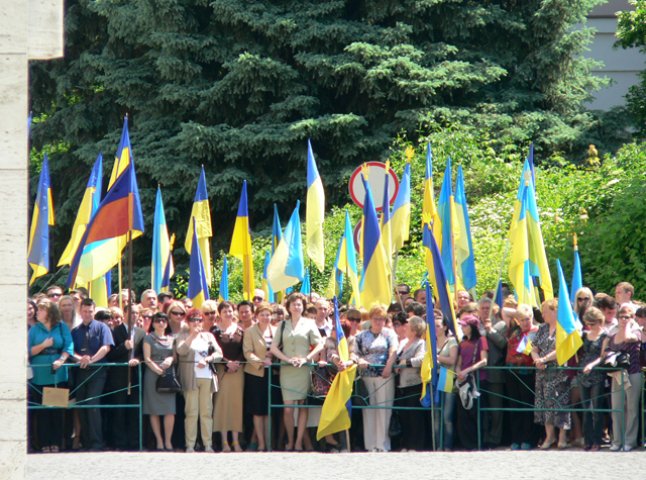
[[105, 365, 141, 450], [395, 384, 426, 450], [28, 383, 64, 448], [76, 366, 107, 450], [505, 369, 536, 446]]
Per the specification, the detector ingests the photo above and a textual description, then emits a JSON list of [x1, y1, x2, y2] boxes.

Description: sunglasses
[[618, 314, 633, 320], [252, 296, 264, 302], [577, 297, 591, 302], [347, 317, 361, 322], [47, 293, 62, 298], [188, 317, 202, 323], [153, 318, 168, 323], [203, 311, 217, 316], [170, 310, 186, 316]]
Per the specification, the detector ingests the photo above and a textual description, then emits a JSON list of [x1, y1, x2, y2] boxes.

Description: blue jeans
[[434, 392, 456, 450]]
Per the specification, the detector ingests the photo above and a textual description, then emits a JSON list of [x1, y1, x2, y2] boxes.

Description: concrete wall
[[586, 0, 645, 110], [0, 1, 63, 479]]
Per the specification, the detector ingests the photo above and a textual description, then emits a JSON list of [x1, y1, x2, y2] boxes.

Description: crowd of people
[[27, 281, 646, 453]]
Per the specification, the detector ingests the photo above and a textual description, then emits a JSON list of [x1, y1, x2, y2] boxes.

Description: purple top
[[608, 334, 641, 375], [459, 337, 488, 382]]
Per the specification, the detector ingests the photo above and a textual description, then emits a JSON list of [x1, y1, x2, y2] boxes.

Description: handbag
[[604, 351, 631, 371], [388, 411, 402, 437], [311, 366, 333, 397], [156, 366, 182, 393]]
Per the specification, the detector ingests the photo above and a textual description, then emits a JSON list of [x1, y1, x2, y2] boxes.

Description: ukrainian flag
[[267, 201, 304, 292], [28, 154, 55, 285], [423, 224, 459, 336], [380, 163, 393, 292], [516, 335, 533, 355], [359, 176, 391, 308], [306, 140, 325, 272], [58, 153, 102, 267], [420, 282, 439, 406], [437, 367, 455, 394], [437, 158, 456, 287], [333, 210, 360, 305], [151, 187, 174, 293], [454, 165, 477, 293], [70, 118, 143, 284], [271, 204, 283, 303], [229, 181, 255, 300], [508, 185, 538, 307], [556, 259, 583, 365], [317, 297, 357, 440], [188, 222, 210, 308], [219, 255, 229, 301], [262, 251, 275, 303], [391, 162, 411, 253], [185, 166, 212, 286], [67, 156, 144, 288], [570, 234, 583, 306], [300, 268, 311, 295], [422, 143, 440, 240]]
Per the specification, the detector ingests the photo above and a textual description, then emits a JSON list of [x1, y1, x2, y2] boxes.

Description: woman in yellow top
[[270, 293, 323, 451], [243, 302, 276, 452]]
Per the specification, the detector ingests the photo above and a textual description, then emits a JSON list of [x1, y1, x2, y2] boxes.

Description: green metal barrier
[[27, 362, 144, 451]]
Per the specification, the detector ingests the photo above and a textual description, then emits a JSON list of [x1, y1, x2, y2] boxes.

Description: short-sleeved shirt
[[28, 321, 74, 386], [459, 337, 489, 382], [71, 320, 114, 357], [354, 328, 398, 377]]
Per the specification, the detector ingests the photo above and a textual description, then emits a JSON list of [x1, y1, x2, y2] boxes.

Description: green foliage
[[616, 0, 646, 136]]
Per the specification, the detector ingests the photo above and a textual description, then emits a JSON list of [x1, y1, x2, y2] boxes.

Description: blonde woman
[[175, 308, 222, 453], [394, 316, 426, 451]]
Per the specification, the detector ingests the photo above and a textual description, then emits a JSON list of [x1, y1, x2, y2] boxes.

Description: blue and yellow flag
[[219, 255, 229, 301], [333, 210, 360, 305], [267, 201, 304, 292], [188, 222, 210, 308], [391, 162, 411, 252], [152, 187, 174, 293], [516, 334, 534, 355], [454, 165, 477, 293], [422, 143, 440, 238], [570, 234, 583, 306], [58, 153, 102, 267], [316, 297, 357, 440], [262, 251, 275, 303], [71, 118, 144, 285], [300, 268, 311, 295], [420, 282, 439, 407], [437, 158, 456, 287], [556, 259, 583, 365], [271, 204, 283, 303], [28, 154, 55, 285], [437, 367, 455, 394], [508, 180, 538, 307], [185, 166, 212, 286], [67, 154, 144, 288], [229, 181, 255, 300], [306, 140, 325, 272], [380, 163, 393, 292], [359, 176, 391, 308], [423, 224, 459, 336]]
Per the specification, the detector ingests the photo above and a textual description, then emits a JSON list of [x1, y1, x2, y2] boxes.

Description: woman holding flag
[[435, 310, 459, 450]]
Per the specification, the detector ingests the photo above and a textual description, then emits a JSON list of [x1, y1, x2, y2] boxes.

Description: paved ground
[[27, 450, 646, 480]]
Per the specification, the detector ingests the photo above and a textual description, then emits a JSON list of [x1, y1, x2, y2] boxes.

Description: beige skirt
[[212, 364, 244, 432]]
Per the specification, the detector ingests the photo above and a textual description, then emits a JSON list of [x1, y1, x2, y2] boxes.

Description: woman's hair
[[515, 304, 534, 321], [464, 321, 481, 342], [200, 300, 218, 314], [368, 305, 388, 319], [37, 299, 61, 327], [408, 316, 426, 338], [618, 303, 636, 316], [167, 300, 187, 316], [217, 300, 235, 314], [109, 306, 124, 320], [149, 312, 169, 333], [457, 302, 478, 318], [582, 307, 604, 325], [255, 301, 273, 317], [574, 287, 594, 316], [185, 308, 203, 322], [28, 299, 38, 321], [541, 298, 558, 312], [285, 292, 307, 312]]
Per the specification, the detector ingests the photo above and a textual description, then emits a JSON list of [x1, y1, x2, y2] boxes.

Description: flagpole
[[35, 265, 66, 294], [430, 385, 436, 451], [127, 231, 134, 395], [118, 257, 123, 310], [393, 252, 404, 309], [345, 429, 351, 453]]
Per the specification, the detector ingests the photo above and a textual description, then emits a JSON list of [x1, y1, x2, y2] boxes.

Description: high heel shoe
[[539, 438, 556, 450]]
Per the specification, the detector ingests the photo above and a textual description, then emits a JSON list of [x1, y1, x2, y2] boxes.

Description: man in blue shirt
[[71, 298, 114, 451]]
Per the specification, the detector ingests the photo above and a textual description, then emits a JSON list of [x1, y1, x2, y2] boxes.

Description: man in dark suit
[[105, 307, 145, 450]]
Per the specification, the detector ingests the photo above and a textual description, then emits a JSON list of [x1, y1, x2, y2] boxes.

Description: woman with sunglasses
[[200, 300, 219, 332], [606, 304, 641, 452], [143, 312, 176, 450], [212, 301, 245, 452], [577, 307, 608, 451], [175, 308, 222, 452], [166, 301, 187, 336]]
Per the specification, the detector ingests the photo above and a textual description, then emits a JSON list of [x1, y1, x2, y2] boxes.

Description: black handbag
[[156, 366, 182, 393], [604, 351, 631, 371]]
